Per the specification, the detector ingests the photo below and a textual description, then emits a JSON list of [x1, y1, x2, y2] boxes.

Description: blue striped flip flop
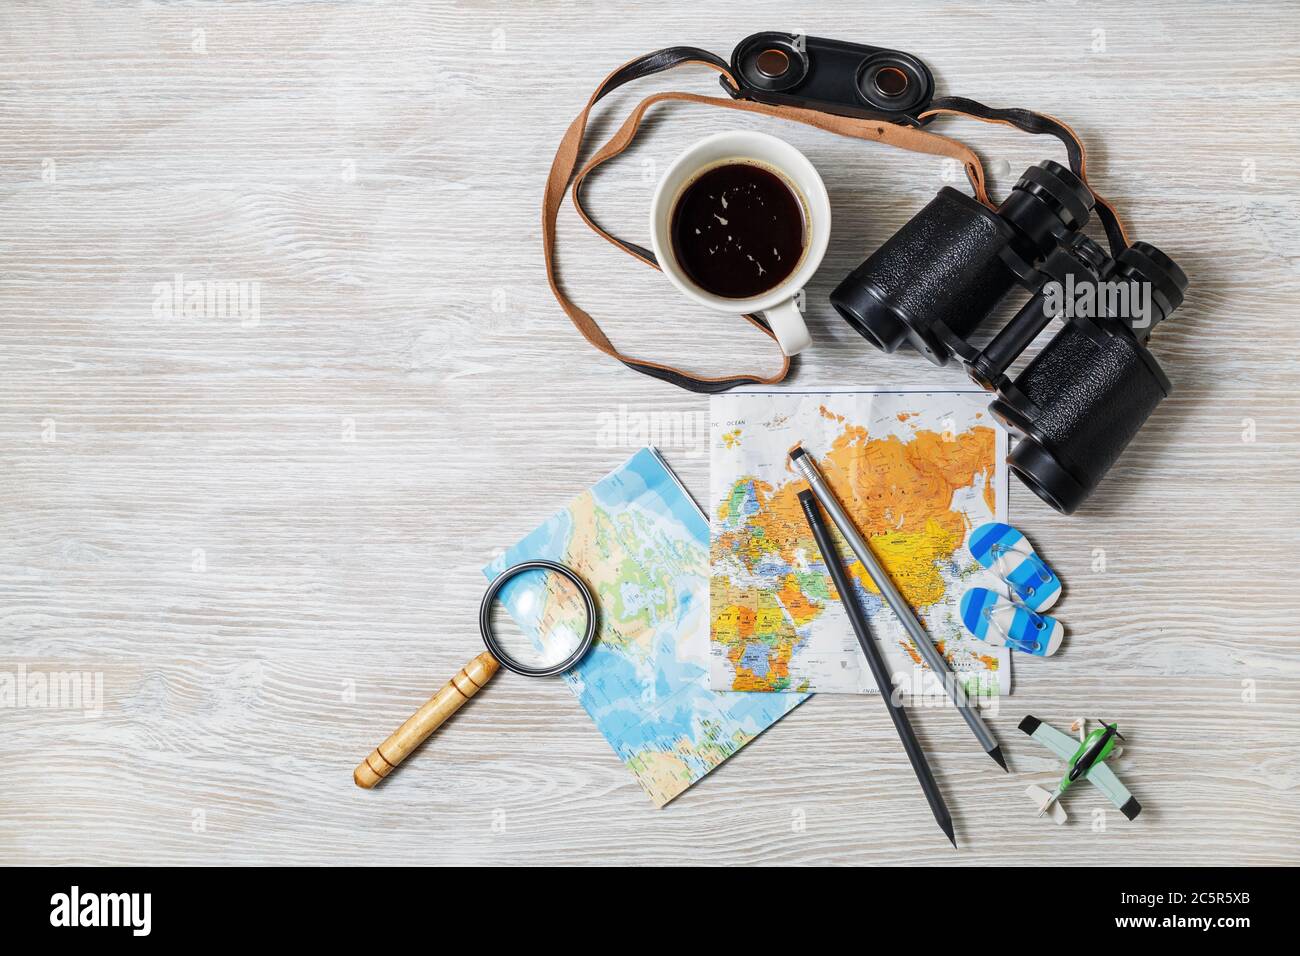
[[960, 587, 1064, 657], [967, 522, 1062, 612]]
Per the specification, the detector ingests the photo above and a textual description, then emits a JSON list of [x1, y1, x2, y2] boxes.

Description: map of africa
[[710, 390, 1010, 696], [485, 448, 805, 808]]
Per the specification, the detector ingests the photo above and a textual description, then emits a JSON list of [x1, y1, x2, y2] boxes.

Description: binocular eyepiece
[[831, 161, 1188, 515]]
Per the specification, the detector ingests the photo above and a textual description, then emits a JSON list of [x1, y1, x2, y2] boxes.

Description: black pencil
[[797, 489, 957, 848]]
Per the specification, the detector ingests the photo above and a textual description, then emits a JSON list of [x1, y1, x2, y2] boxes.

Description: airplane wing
[[1085, 761, 1142, 820], [1018, 715, 1079, 761]]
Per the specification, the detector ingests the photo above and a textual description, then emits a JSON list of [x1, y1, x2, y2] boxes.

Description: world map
[[486, 448, 805, 808], [710, 390, 1010, 696]]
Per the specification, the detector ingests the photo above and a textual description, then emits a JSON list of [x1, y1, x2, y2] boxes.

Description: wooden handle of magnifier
[[353, 651, 501, 789]]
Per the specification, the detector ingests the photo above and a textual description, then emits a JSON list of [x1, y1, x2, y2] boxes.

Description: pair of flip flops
[[961, 523, 1065, 657]]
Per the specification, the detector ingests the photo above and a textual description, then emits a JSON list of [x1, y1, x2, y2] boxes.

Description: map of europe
[[710, 390, 1010, 696]]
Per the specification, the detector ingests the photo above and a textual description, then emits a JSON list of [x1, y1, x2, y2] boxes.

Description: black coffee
[[670, 162, 805, 299]]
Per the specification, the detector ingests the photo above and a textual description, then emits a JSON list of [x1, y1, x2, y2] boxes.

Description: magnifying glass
[[353, 560, 598, 788]]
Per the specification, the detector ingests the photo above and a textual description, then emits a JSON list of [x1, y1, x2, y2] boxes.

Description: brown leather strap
[[543, 50, 995, 393]]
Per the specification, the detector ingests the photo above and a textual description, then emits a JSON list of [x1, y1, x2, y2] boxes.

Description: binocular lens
[[873, 66, 909, 97], [1003, 436, 1086, 517], [855, 53, 930, 113], [755, 48, 791, 78], [735, 36, 809, 91]]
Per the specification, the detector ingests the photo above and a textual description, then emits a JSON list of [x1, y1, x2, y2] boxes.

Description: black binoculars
[[831, 160, 1187, 515]]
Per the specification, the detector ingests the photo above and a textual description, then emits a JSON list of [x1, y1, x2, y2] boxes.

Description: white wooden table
[[3, 0, 1297, 865]]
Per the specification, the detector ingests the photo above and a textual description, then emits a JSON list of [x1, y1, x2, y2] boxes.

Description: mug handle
[[762, 296, 812, 355]]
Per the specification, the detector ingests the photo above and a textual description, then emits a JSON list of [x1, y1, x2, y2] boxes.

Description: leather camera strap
[[543, 48, 1129, 393]]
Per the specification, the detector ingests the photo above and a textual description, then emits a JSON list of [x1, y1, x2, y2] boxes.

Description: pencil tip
[[942, 820, 957, 848], [989, 745, 1008, 772]]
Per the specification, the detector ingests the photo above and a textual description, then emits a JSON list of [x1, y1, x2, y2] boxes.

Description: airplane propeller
[[1095, 718, 1124, 741]]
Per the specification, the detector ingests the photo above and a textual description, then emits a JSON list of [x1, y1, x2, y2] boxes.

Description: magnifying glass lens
[[485, 566, 592, 673]]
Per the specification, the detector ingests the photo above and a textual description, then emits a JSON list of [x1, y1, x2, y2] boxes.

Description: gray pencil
[[799, 490, 956, 847], [789, 445, 1007, 772]]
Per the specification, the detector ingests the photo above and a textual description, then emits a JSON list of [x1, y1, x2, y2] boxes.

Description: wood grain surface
[[2, 0, 1298, 866]]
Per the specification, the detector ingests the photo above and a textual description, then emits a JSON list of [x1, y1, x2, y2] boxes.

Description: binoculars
[[831, 160, 1187, 514]]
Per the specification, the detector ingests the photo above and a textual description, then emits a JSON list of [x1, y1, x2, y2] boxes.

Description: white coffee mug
[[649, 131, 830, 356]]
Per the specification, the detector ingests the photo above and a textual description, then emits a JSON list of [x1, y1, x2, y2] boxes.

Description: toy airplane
[[1019, 715, 1141, 824]]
